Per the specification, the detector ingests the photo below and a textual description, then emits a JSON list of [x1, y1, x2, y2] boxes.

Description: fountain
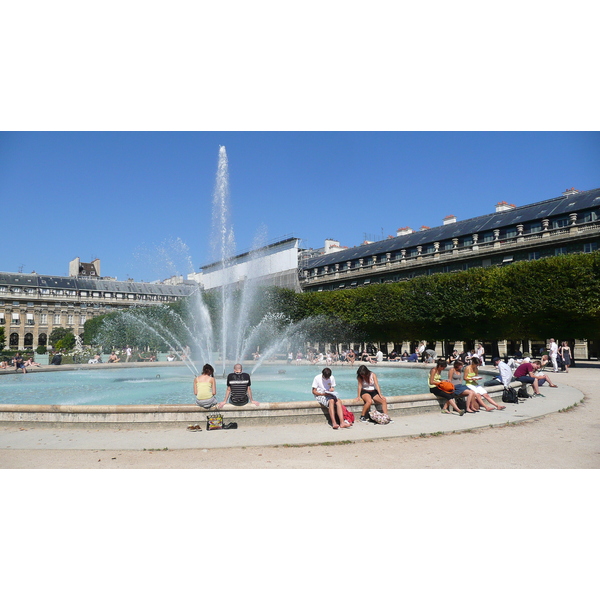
[[94, 146, 348, 378]]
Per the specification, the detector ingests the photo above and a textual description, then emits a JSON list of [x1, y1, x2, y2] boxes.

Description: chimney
[[564, 187, 580, 196], [420, 225, 430, 231], [324, 239, 342, 254], [443, 215, 457, 225], [396, 227, 414, 236], [495, 201, 515, 213]]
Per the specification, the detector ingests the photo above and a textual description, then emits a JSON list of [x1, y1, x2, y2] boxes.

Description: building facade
[[299, 188, 600, 291], [0, 268, 196, 350], [192, 236, 305, 292]]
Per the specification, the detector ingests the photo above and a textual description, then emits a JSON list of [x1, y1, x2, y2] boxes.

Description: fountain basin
[[0, 362, 510, 426]]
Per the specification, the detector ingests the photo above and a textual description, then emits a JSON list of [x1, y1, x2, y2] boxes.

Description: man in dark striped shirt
[[218, 364, 260, 408]]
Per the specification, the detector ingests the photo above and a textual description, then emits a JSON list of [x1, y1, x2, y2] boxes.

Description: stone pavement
[[0, 378, 583, 451]]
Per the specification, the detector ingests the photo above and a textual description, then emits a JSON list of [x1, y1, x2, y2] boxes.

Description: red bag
[[341, 404, 355, 424]]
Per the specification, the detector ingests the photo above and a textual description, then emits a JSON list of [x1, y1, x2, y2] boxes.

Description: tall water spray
[[97, 145, 342, 375]]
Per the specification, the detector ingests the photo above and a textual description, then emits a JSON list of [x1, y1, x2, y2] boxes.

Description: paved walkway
[[0, 376, 584, 451]]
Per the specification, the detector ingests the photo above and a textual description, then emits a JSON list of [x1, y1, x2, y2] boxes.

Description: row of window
[[0, 313, 87, 326], [307, 212, 600, 277], [0, 287, 179, 302]]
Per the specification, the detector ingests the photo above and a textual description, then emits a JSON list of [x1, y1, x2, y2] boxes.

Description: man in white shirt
[[484, 357, 514, 388], [549, 338, 559, 373], [311, 368, 349, 429]]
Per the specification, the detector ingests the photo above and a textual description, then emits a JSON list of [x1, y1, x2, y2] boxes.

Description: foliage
[[294, 252, 600, 341], [49, 327, 74, 347], [55, 331, 75, 351], [36, 345, 47, 354], [80, 252, 600, 349]]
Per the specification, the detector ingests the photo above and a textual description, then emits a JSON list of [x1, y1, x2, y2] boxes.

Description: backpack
[[437, 381, 454, 393], [517, 387, 531, 399], [341, 404, 355, 425], [502, 386, 519, 404]]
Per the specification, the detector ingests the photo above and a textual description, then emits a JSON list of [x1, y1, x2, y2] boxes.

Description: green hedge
[[82, 252, 600, 345]]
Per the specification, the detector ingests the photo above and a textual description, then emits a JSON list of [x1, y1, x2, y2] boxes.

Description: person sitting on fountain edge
[[218, 363, 260, 409]]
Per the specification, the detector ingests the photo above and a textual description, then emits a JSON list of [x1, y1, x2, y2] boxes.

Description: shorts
[[316, 393, 338, 408], [195, 396, 218, 409], [230, 396, 249, 407], [466, 384, 487, 395], [360, 389, 379, 399]]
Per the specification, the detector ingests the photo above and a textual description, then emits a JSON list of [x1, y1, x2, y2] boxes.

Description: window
[[552, 217, 570, 229], [12, 287, 21, 293], [12, 313, 20, 325], [55, 289, 64, 295], [529, 252, 541, 260], [0, 312, 4, 324], [505, 227, 518, 239], [40, 288, 50, 295], [584, 242, 598, 253], [40, 314, 48, 325], [80, 291, 88, 297], [581, 211, 599, 223], [53, 314, 61, 325], [80, 315, 86, 325], [462, 237, 473, 247], [26, 313, 34, 325], [526, 223, 542, 234], [67, 314, 74, 325], [482, 232, 494, 243], [555, 247, 567, 256]]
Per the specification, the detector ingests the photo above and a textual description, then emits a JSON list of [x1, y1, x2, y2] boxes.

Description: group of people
[[429, 352, 561, 415], [193, 363, 260, 411], [0, 353, 42, 373], [310, 365, 390, 428], [193, 362, 391, 429], [294, 347, 391, 367]]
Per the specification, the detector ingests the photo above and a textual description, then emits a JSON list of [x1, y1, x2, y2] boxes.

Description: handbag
[[206, 411, 224, 430], [369, 406, 391, 424], [502, 386, 519, 404]]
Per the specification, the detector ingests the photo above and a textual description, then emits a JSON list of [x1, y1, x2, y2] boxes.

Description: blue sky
[[1, 131, 599, 281]]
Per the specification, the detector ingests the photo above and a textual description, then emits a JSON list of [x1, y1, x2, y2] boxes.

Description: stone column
[[574, 339, 588, 360]]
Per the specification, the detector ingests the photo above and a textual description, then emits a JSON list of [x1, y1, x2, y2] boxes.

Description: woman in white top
[[355, 365, 389, 422]]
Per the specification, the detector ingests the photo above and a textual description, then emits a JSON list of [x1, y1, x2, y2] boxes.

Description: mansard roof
[[0, 272, 194, 296], [305, 187, 600, 268]]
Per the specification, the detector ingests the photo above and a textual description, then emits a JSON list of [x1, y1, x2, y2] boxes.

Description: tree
[[49, 327, 74, 347]]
